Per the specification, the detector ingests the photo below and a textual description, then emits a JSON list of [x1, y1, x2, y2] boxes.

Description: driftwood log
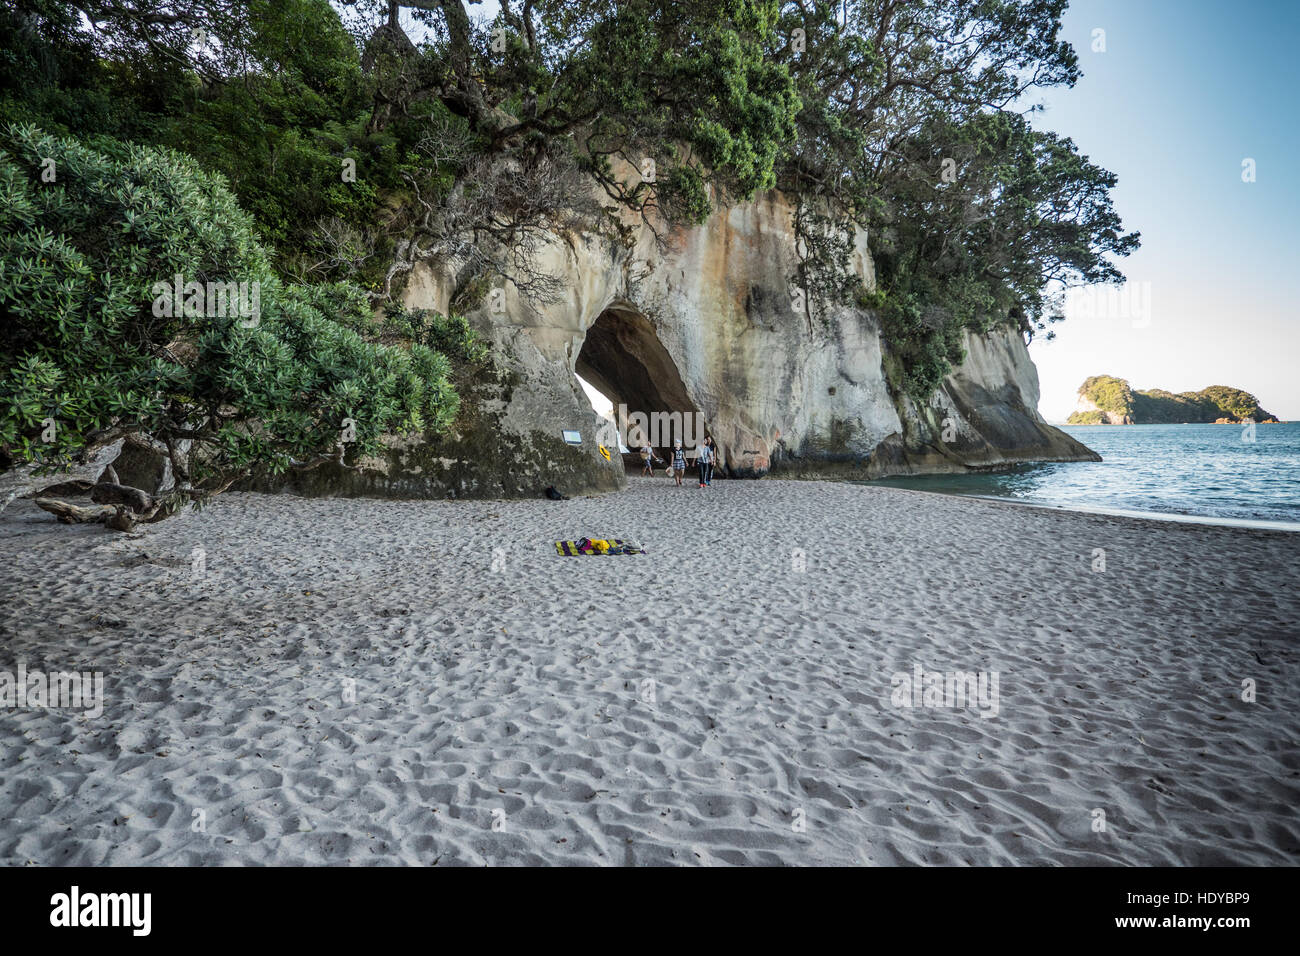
[[0, 437, 125, 514], [21, 426, 248, 532], [36, 481, 166, 531], [32, 498, 119, 524]]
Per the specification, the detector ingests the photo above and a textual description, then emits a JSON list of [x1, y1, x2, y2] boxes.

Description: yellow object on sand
[[554, 539, 646, 556]]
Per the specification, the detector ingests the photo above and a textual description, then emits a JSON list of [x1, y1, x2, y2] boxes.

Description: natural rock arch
[[248, 189, 1098, 502], [575, 302, 704, 457]]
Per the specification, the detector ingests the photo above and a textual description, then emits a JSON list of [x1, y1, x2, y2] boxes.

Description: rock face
[[269, 187, 1096, 500], [110, 435, 185, 494]]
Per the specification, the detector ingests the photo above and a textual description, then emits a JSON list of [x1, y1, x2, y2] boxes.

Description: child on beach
[[640, 442, 657, 476], [671, 440, 686, 486]]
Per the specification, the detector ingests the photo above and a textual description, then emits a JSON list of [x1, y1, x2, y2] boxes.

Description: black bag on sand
[[544, 486, 570, 500]]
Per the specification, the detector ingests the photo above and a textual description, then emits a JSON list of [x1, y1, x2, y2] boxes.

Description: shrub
[[0, 124, 458, 519], [865, 289, 968, 400], [381, 303, 488, 365]]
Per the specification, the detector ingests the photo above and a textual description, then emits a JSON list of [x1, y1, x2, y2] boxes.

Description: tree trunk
[[33, 498, 118, 524]]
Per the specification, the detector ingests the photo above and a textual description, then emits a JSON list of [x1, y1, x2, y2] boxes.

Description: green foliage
[[2, 1, 799, 288], [1072, 375, 1136, 419], [0, 0, 1142, 412], [508, 0, 800, 223], [1129, 388, 1203, 423], [1196, 386, 1273, 422], [861, 289, 966, 400], [866, 110, 1138, 398], [772, 1, 1136, 398], [0, 125, 458, 496], [663, 166, 714, 226], [0, 0, 434, 288], [1067, 410, 1106, 425], [381, 304, 488, 365]]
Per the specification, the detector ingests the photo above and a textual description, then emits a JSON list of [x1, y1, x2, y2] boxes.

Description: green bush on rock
[[381, 304, 488, 366], [0, 124, 459, 528]]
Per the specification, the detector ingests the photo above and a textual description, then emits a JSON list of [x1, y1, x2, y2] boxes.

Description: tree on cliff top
[[2, 0, 802, 299], [2, 0, 1138, 405], [326, 0, 1136, 340], [773, 1, 1138, 396]]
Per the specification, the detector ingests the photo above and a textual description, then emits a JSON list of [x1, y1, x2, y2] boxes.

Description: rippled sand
[[1, 477, 1297, 865]]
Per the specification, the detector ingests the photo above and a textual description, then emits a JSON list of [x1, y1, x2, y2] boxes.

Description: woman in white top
[[697, 437, 714, 487]]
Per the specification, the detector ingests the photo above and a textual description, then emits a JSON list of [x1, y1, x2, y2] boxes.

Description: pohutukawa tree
[[3, 0, 1137, 376], [348, 0, 1138, 390], [768, 0, 1138, 392]]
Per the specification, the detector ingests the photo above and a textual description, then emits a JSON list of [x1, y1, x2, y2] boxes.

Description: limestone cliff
[[268, 188, 1097, 500]]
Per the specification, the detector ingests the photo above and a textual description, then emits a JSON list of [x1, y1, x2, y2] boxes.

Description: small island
[[1067, 375, 1279, 424]]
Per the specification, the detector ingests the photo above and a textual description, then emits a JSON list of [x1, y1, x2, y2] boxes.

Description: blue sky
[[1024, 0, 1300, 420]]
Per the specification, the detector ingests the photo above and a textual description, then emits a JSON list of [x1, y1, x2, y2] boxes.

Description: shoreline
[[851, 483, 1300, 534], [2, 478, 1297, 865]]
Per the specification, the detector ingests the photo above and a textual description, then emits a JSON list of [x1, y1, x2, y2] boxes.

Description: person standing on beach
[[671, 440, 686, 487], [697, 436, 714, 488], [640, 441, 656, 476]]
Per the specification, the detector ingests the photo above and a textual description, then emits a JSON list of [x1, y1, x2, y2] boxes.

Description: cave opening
[[574, 372, 627, 453], [575, 304, 704, 466]]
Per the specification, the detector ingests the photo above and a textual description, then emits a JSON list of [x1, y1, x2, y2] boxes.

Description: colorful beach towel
[[555, 537, 647, 556]]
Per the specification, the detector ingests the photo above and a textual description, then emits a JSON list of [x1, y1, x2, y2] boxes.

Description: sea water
[[861, 423, 1300, 530]]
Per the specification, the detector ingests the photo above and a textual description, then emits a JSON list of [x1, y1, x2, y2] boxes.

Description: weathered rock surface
[[264, 186, 1097, 500], [109, 434, 185, 494]]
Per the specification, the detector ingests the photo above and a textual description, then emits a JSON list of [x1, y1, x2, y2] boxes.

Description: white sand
[[1, 477, 1297, 866]]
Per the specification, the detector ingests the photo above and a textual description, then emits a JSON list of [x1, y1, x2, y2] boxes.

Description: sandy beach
[[1, 477, 1297, 866]]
